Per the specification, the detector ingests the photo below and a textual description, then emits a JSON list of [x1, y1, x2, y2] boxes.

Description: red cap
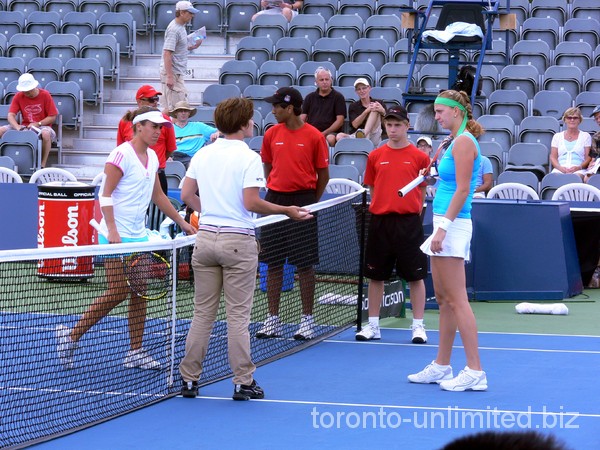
[[136, 85, 162, 100]]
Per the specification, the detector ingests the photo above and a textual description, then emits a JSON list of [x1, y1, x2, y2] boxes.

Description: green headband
[[434, 96, 468, 135]]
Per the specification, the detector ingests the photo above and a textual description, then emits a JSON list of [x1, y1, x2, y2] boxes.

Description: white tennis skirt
[[420, 215, 473, 261]]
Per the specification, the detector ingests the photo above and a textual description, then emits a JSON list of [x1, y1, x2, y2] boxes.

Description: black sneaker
[[232, 380, 264, 401], [181, 379, 199, 398]]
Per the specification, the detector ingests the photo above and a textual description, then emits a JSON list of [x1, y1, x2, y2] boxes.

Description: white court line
[[185, 396, 600, 419], [322, 339, 600, 355], [0, 385, 164, 398], [377, 327, 600, 339]]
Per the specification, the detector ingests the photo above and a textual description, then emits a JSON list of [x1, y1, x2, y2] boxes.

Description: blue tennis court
[[31, 326, 600, 449]]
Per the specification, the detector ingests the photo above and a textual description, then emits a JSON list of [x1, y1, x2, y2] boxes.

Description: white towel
[[515, 302, 569, 315]]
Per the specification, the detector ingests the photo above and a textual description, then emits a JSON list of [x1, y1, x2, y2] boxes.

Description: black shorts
[[259, 190, 319, 268], [364, 213, 427, 282]]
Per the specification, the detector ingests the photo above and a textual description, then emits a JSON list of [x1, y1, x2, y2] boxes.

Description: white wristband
[[438, 217, 453, 231], [99, 196, 114, 207]]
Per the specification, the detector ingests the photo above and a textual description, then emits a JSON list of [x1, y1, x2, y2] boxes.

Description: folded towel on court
[[318, 293, 358, 306], [515, 302, 569, 315]]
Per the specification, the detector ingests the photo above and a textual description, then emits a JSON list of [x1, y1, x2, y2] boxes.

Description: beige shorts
[[159, 71, 188, 111]]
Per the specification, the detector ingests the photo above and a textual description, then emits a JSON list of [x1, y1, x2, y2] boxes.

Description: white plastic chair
[[551, 183, 600, 202], [325, 178, 363, 195], [91, 172, 104, 186], [487, 182, 540, 200], [28, 167, 78, 184], [0, 167, 23, 183]]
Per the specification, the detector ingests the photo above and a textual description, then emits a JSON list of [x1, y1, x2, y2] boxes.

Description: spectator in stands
[[0, 73, 58, 169], [169, 100, 220, 167], [550, 107, 591, 179], [301, 67, 346, 147], [409, 90, 487, 392], [178, 97, 311, 400], [252, 0, 304, 22], [416, 135, 433, 158], [441, 430, 570, 450], [473, 155, 493, 198], [590, 105, 600, 159], [160, 1, 203, 111], [335, 78, 386, 146], [56, 106, 196, 371], [256, 87, 329, 341], [355, 106, 430, 344], [117, 85, 176, 194]]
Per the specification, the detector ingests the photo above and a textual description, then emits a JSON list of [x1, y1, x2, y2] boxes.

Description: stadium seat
[[563, 18, 600, 49], [45, 80, 82, 130], [376, 0, 413, 17], [0, 129, 39, 176], [296, 61, 336, 87], [63, 57, 103, 105], [418, 64, 451, 94], [261, 111, 277, 134], [510, 39, 551, 74], [151, 0, 177, 35], [247, 135, 263, 153], [44, 0, 78, 16], [529, 0, 567, 26], [288, 14, 325, 44], [575, 92, 600, 118], [251, 12, 287, 44], [487, 182, 539, 200], [218, 59, 257, 92], [114, 0, 151, 34], [554, 41, 593, 73], [25, 11, 62, 38], [202, 83, 241, 107], [302, 0, 337, 21], [478, 65, 499, 97], [0, 34, 5, 57], [392, 38, 429, 64], [43, 34, 81, 66], [327, 165, 360, 184], [6, 33, 43, 65], [334, 85, 358, 110], [350, 38, 389, 69], [27, 57, 63, 86], [479, 141, 505, 181], [235, 36, 273, 68], [521, 17, 559, 49], [338, 0, 375, 22], [80, 34, 120, 83], [379, 62, 415, 91], [497, 170, 540, 194], [61, 11, 97, 40], [242, 84, 277, 118], [543, 65, 584, 101], [194, 106, 216, 127], [165, 160, 186, 189], [504, 142, 550, 180], [3, 80, 18, 105], [0, 11, 25, 40], [488, 89, 529, 125], [472, 39, 509, 65], [586, 174, 600, 190], [518, 116, 560, 149], [498, 64, 540, 99], [325, 14, 363, 43], [336, 62, 375, 88], [540, 173, 583, 200], [224, 0, 260, 35], [313, 37, 351, 69], [0, 56, 25, 85], [191, 0, 223, 34], [332, 139, 374, 183], [97, 12, 136, 59], [532, 90, 573, 121], [273, 36, 311, 69], [571, 0, 600, 22], [584, 67, 600, 93], [368, 87, 403, 110], [79, 0, 112, 16], [477, 114, 516, 152], [258, 60, 297, 87], [364, 14, 402, 47], [8, 0, 42, 14]]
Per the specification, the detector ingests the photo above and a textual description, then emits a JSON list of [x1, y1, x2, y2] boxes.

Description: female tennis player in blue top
[[407, 90, 487, 391], [56, 106, 196, 370]]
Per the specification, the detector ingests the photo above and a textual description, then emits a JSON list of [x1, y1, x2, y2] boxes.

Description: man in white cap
[[160, 1, 202, 111], [416, 135, 433, 158], [0, 73, 58, 168], [335, 77, 386, 146]]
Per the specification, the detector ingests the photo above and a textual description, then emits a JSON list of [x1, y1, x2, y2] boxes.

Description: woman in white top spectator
[[550, 107, 592, 179]]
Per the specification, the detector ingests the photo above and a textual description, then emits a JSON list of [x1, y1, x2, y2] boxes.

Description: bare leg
[[297, 266, 315, 316], [408, 279, 426, 320], [128, 294, 147, 350], [367, 279, 384, 318], [40, 130, 52, 168], [266, 264, 283, 316], [431, 256, 482, 370]]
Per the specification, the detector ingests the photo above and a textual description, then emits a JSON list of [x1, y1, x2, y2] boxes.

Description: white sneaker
[[440, 367, 488, 391], [255, 315, 282, 339], [355, 323, 381, 341], [56, 325, 78, 370], [408, 360, 453, 384], [411, 324, 428, 344], [293, 315, 315, 340], [124, 348, 162, 370]]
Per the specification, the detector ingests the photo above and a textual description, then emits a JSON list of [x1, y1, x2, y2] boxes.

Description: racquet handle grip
[[89, 218, 107, 238], [398, 175, 425, 197]]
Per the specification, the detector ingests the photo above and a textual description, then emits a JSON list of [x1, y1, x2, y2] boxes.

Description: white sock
[[368, 317, 380, 328], [433, 361, 450, 369], [412, 318, 424, 327], [466, 366, 484, 376]]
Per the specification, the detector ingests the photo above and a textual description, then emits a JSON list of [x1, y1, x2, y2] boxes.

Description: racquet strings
[[124, 252, 170, 299]]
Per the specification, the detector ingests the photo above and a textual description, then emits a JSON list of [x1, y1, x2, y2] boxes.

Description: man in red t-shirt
[[257, 87, 329, 341], [0, 73, 58, 168], [356, 106, 431, 344], [116, 85, 176, 193]]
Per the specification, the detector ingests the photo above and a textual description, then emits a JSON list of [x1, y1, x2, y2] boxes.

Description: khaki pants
[[179, 230, 258, 385], [159, 71, 188, 111]]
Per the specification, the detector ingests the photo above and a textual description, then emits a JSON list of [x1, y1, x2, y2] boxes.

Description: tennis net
[[0, 189, 367, 449]]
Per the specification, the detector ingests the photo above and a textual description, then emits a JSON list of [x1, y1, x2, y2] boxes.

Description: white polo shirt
[[186, 138, 265, 229], [99, 142, 159, 238]]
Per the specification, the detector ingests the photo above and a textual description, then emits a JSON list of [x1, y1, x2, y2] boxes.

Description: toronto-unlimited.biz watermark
[[310, 406, 580, 430]]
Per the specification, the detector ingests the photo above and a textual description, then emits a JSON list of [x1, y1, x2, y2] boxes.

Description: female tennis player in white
[[408, 90, 487, 391], [56, 106, 196, 370]]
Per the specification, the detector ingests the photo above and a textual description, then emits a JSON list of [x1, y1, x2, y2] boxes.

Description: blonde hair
[[436, 90, 484, 138], [562, 107, 582, 122]]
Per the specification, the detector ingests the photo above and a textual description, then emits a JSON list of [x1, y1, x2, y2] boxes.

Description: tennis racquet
[[90, 219, 171, 300], [398, 136, 452, 198]]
